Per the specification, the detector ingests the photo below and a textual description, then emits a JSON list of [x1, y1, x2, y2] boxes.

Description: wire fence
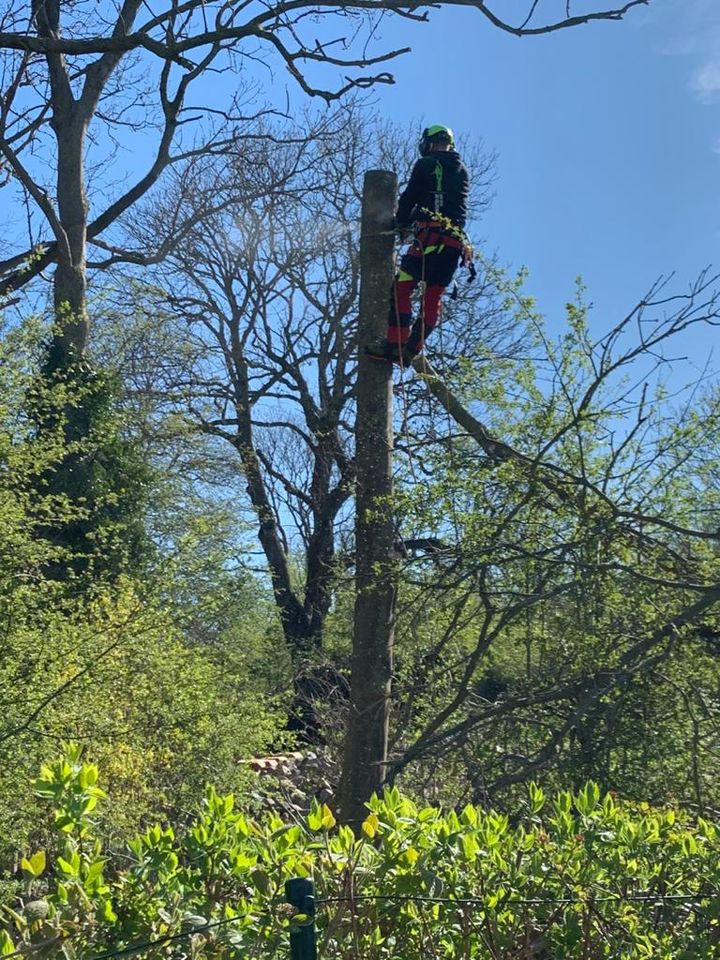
[[5, 878, 716, 959]]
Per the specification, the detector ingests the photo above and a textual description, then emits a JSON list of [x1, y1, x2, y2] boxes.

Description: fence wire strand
[[315, 891, 708, 906], [4, 887, 712, 960]]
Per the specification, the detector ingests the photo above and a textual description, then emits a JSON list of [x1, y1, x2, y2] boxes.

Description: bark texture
[[338, 169, 397, 826]]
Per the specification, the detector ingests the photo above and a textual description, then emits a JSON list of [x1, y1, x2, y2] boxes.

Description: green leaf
[[232, 852, 257, 871], [0, 931, 15, 956], [307, 804, 322, 832], [401, 846, 419, 867], [338, 825, 355, 853], [56, 856, 77, 876], [461, 834, 479, 862], [54, 814, 75, 834], [681, 834, 698, 856], [79, 765, 99, 788], [528, 782, 545, 815], [251, 869, 271, 895], [20, 850, 46, 878], [85, 861, 105, 885], [362, 813, 379, 839], [576, 782, 600, 816], [101, 900, 117, 923]]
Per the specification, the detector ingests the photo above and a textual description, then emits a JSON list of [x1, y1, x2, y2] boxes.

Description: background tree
[[93, 110, 504, 730], [376, 274, 720, 807], [0, 317, 285, 872], [0, 0, 651, 350]]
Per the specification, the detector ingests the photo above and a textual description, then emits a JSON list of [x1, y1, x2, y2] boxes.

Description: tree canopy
[[1, 1, 720, 953]]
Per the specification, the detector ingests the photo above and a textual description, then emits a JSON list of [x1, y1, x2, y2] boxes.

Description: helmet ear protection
[[418, 125, 454, 157]]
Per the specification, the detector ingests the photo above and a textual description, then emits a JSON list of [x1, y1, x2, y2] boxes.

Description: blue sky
[[6, 0, 717, 374], [368, 0, 719, 369]]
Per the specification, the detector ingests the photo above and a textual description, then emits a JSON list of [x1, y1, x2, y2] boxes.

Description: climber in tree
[[367, 125, 470, 365]]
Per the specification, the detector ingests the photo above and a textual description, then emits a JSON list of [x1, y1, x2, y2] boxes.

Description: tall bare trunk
[[46, 114, 89, 371], [338, 169, 397, 827], [32, 0, 91, 370]]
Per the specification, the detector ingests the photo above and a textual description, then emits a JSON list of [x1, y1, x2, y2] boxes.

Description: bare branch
[[0, 134, 70, 256], [412, 354, 720, 542]]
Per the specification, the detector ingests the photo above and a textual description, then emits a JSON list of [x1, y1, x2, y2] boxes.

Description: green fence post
[[285, 877, 317, 960]]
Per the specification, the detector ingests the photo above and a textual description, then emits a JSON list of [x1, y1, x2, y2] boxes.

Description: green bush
[[2, 750, 719, 958], [0, 586, 281, 873]]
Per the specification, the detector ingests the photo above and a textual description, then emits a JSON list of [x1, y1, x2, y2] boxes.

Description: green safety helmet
[[419, 124, 455, 156]]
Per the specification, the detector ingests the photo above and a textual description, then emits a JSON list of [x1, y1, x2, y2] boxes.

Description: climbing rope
[[415, 220, 467, 548], [389, 220, 471, 543], [436, 295, 464, 548], [391, 234, 420, 486]]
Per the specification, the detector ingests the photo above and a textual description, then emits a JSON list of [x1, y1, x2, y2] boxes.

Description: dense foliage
[[0, 320, 286, 879], [2, 95, 720, 955], [2, 749, 719, 959]]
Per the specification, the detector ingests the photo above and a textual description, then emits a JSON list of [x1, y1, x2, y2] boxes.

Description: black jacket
[[396, 150, 469, 230]]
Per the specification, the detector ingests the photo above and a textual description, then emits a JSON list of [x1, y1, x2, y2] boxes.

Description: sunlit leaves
[[4, 750, 720, 958], [19, 851, 46, 879]]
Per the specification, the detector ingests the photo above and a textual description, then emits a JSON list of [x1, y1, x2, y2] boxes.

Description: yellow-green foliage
[[0, 583, 281, 868], [2, 752, 720, 959], [0, 430, 280, 865], [0, 318, 284, 876]]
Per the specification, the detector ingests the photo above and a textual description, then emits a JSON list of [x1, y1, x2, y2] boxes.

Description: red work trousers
[[387, 223, 463, 353]]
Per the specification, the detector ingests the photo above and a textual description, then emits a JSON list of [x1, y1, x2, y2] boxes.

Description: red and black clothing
[[388, 150, 470, 357]]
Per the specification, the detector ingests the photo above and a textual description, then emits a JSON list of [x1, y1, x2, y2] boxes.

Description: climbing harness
[[435, 301, 463, 545], [409, 217, 477, 306], [385, 215, 476, 368]]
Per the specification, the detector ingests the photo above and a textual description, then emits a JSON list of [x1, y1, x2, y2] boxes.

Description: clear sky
[[368, 0, 719, 369], [7, 0, 716, 372]]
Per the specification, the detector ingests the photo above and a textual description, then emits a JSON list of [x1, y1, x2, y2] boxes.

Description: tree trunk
[[234, 429, 312, 654], [338, 169, 397, 827], [32, 0, 91, 371], [304, 432, 344, 639], [46, 114, 90, 371]]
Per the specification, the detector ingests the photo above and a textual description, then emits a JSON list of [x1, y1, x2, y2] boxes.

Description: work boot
[[401, 345, 420, 367]]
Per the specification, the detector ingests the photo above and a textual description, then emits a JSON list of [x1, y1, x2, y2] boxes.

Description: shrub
[[2, 752, 719, 958]]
